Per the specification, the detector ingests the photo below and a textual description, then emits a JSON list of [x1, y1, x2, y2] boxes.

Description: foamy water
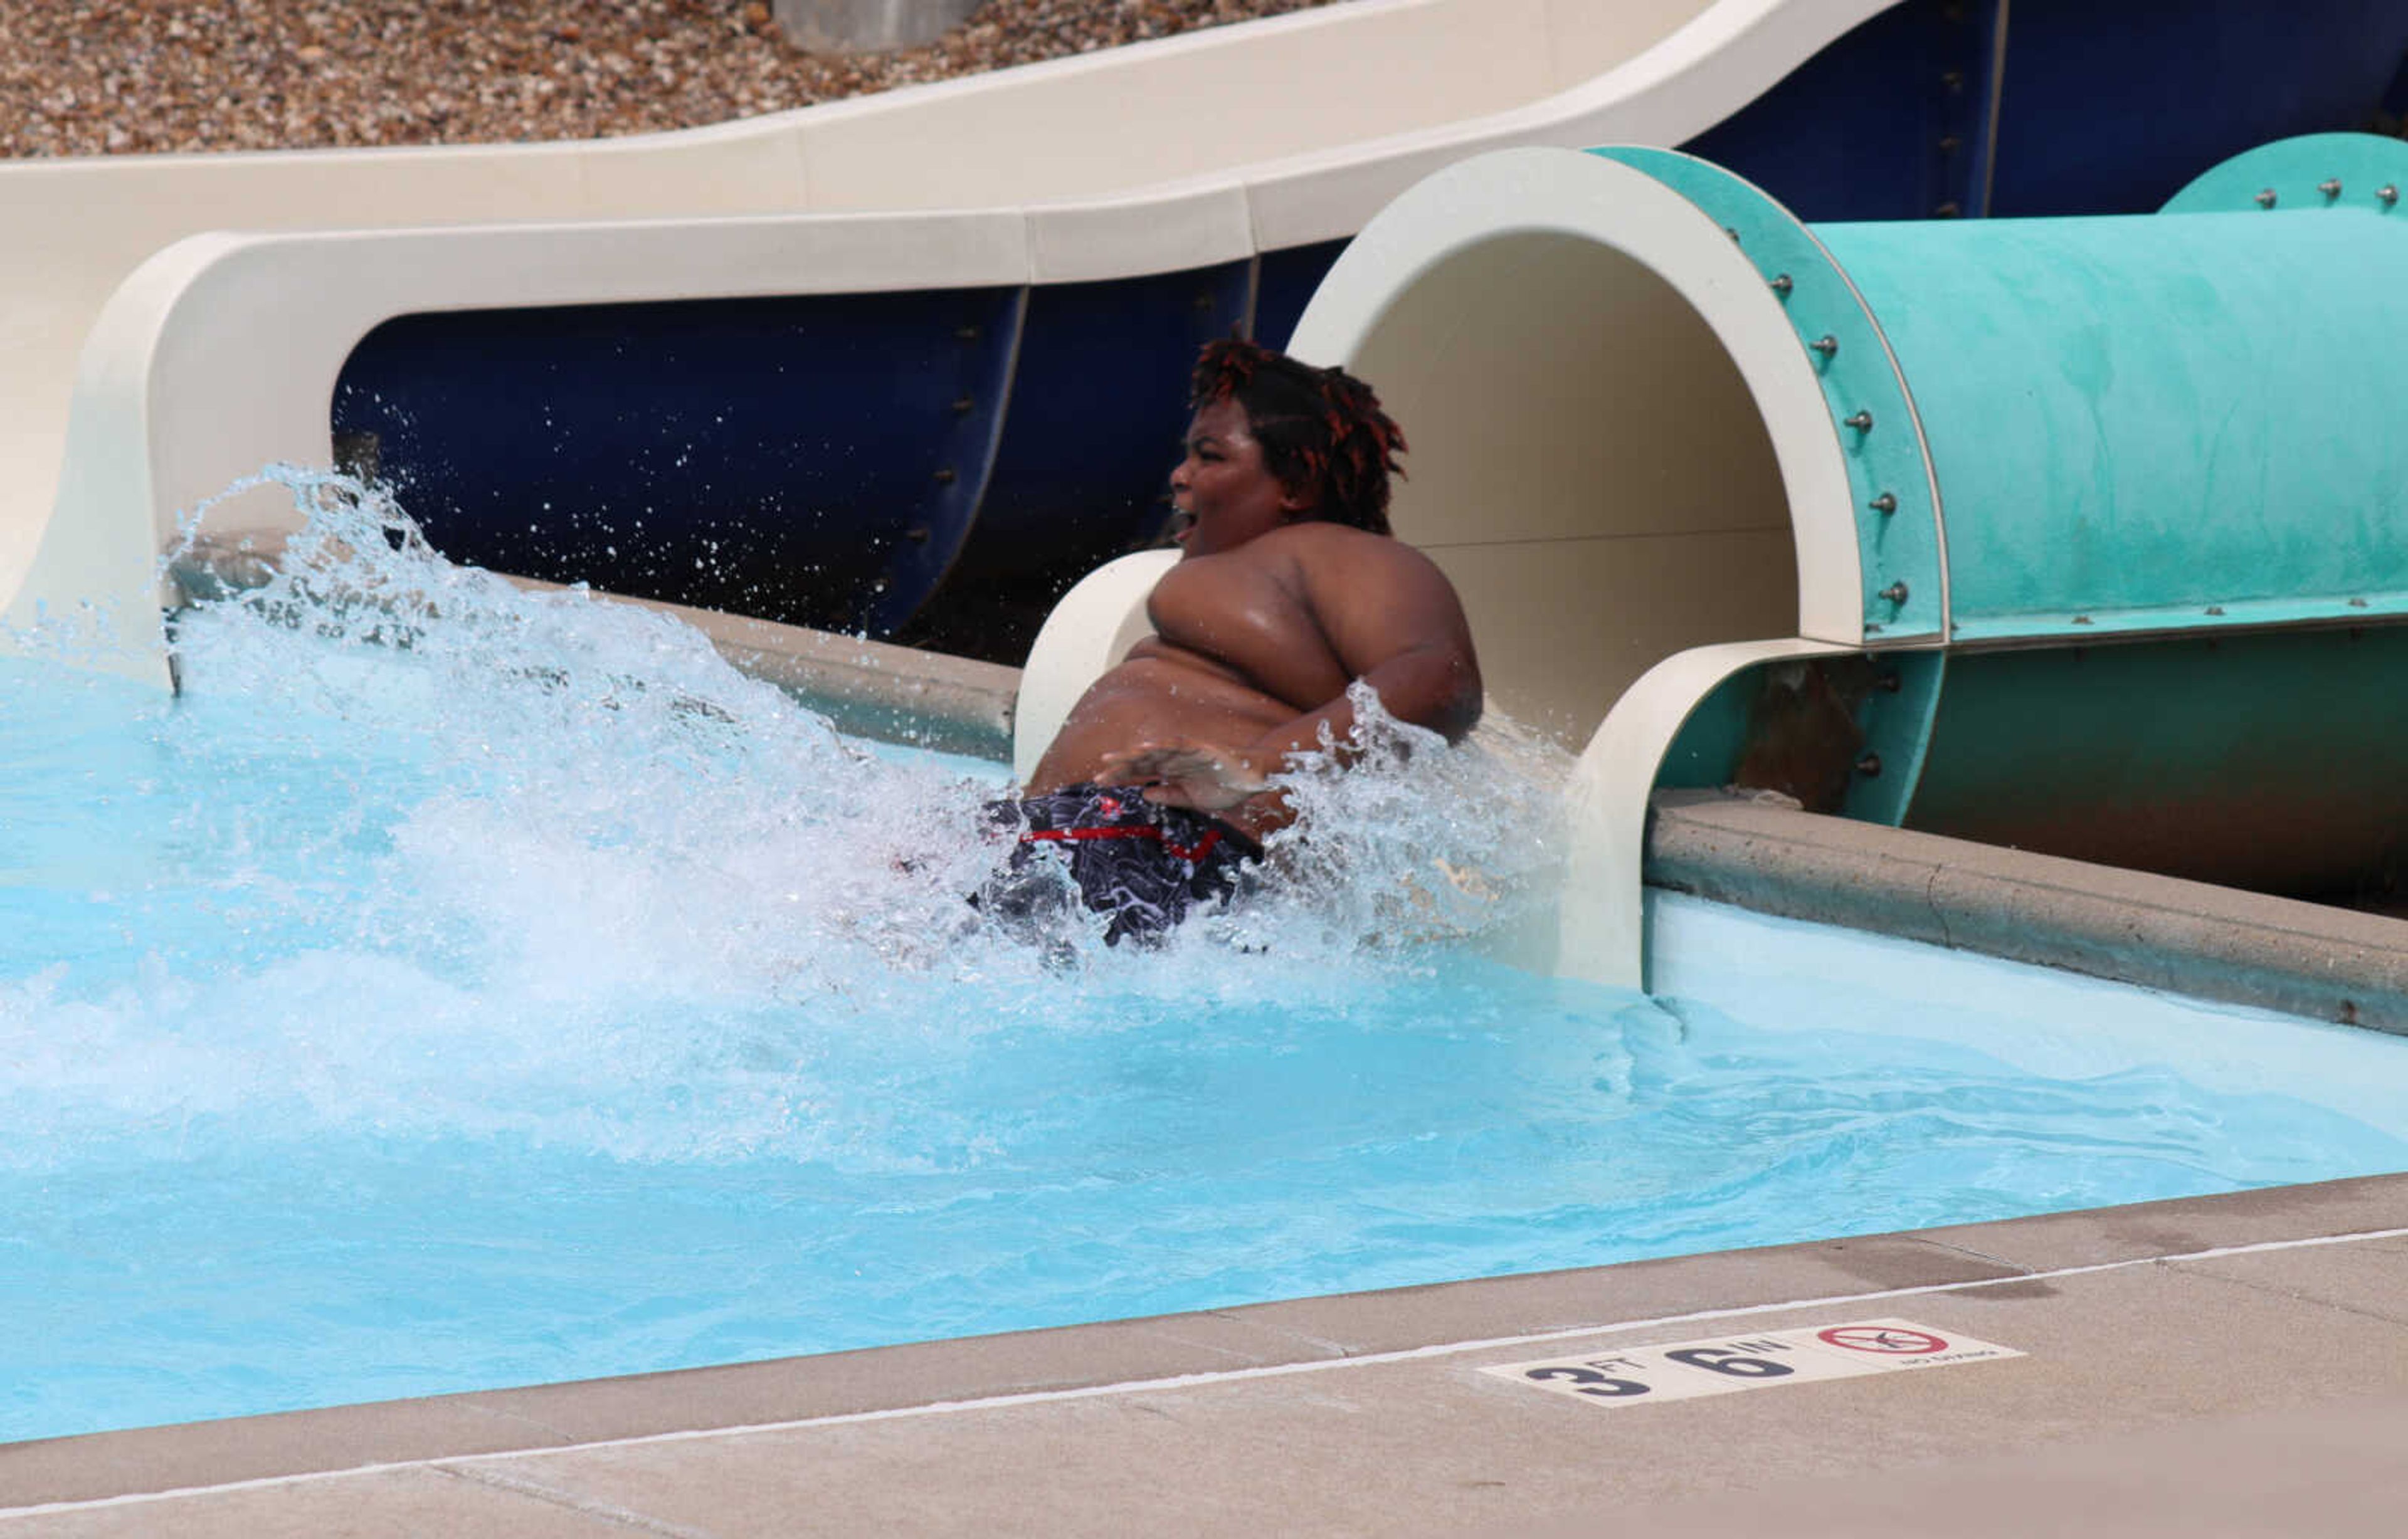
[[3, 470, 2403, 1442], [4, 468, 1575, 1169]]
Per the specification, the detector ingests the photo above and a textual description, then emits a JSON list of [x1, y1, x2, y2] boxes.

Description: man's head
[[1185, 338, 1406, 537]]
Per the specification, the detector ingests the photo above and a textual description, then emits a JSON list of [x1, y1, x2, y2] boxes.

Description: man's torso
[[1025, 526, 1368, 835]]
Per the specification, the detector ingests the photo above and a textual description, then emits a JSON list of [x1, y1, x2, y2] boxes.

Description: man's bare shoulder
[[1254, 520, 1439, 572], [1259, 521, 1391, 550], [1254, 522, 1457, 601]]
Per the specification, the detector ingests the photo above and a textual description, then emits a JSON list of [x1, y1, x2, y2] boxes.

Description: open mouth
[[1166, 507, 1196, 545]]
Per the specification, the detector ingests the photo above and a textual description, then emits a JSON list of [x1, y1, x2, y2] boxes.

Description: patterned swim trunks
[[978, 783, 1263, 945]]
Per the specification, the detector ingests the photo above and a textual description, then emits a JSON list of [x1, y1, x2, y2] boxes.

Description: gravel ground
[[0, 1, 1343, 159]]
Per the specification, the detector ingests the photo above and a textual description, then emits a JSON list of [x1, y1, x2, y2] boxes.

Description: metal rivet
[[1856, 754, 1883, 777], [870, 577, 890, 594], [1877, 672, 1903, 693], [1810, 334, 1839, 358], [2205, 605, 2225, 616], [905, 525, 931, 544], [1769, 273, 1794, 295], [1193, 293, 1215, 310], [2255, 188, 2277, 209], [1933, 201, 1962, 218], [954, 325, 981, 342], [1938, 135, 1963, 154], [2071, 614, 2093, 625], [2348, 596, 2370, 608], [932, 467, 957, 485], [1724, 226, 1743, 243], [951, 397, 974, 414], [2320, 179, 2343, 198], [2381, 186, 2400, 206], [1869, 492, 1898, 514], [1844, 410, 1875, 431], [1940, 70, 1965, 90], [1879, 581, 1909, 604]]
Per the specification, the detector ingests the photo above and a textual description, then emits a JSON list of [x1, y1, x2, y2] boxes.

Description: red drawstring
[[1022, 825, 1224, 863]]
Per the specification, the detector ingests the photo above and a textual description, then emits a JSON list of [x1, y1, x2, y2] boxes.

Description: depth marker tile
[[1485, 1318, 2020, 1409]]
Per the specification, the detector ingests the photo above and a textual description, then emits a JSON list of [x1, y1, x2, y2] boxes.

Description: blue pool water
[[4, 476, 2406, 1444]]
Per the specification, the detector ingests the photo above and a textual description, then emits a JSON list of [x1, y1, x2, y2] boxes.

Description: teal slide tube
[[1820, 174, 2408, 641], [1613, 134, 2408, 891]]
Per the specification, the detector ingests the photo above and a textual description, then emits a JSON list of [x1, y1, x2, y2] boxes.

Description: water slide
[[1025, 129, 2408, 989], [4, 0, 2405, 985], [0, 0, 1864, 664], [13, 0, 2402, 672]]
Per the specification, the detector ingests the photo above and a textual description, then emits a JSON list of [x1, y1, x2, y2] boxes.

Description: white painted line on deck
[[8, 1223, 2406, 1521]]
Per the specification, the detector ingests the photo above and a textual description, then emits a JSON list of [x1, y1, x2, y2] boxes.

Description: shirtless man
[[984, 339, 1482, 943]]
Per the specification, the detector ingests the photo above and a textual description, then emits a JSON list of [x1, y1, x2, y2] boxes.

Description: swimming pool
[[6, 479, 2406, 1444]]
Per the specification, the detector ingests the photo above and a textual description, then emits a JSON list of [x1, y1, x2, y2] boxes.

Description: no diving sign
[[1484, 1318, 2019, 1409]]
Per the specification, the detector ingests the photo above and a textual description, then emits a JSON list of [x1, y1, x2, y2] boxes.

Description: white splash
[[3, 469, 1578, 1165]]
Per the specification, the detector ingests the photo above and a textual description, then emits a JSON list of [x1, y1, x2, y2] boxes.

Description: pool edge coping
[[8, 1171, 2405, 1511], [1646, 789, 2408, 1033]]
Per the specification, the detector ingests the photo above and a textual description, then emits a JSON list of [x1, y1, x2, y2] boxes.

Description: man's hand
[[1092, 740, 1272, 812]]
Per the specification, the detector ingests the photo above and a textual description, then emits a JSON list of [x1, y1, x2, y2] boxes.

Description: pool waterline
[[6, 490, 2407, 1445], [9, 835, 2405, 1444]]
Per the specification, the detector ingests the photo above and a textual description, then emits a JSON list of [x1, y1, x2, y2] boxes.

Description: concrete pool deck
[[5, 1171, 2403, 1535]]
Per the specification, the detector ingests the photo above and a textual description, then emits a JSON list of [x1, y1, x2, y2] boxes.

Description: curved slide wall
[[3, 0, 1844, 674], [287, 0, 2408, 651], [8, 0, 2403, 680]]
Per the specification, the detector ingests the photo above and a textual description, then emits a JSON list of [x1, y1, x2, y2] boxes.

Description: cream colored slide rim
[[1286, 145, 1864, 647]]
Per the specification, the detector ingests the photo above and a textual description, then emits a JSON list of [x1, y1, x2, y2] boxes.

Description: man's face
[[1167, 399, 1309, 559]]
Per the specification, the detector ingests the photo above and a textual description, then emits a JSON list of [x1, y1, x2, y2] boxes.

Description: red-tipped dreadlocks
[[1188, 337, 1407, 536]]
